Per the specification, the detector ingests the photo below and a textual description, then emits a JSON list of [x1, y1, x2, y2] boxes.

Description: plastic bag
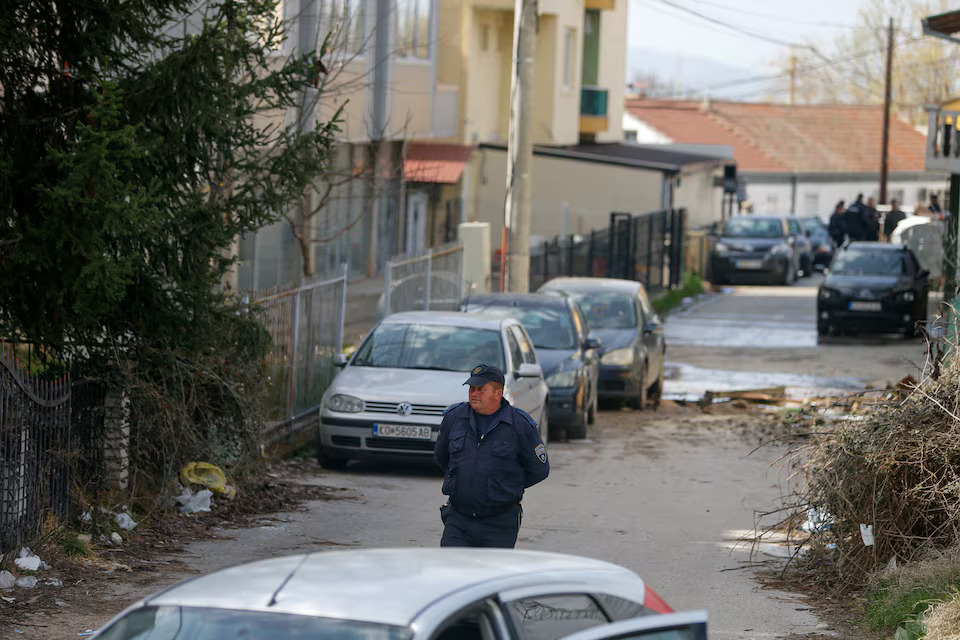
[[180, 462, 233, 497]]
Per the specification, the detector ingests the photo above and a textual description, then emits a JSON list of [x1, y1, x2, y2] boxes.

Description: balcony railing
[[926, 106, 960, 172], [581, 86, 609, 117]]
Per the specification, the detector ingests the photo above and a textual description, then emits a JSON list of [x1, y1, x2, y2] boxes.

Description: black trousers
[[439, 504, 522, 548]]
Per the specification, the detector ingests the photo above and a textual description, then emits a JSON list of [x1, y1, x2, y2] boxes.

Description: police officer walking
[[434, 364, 549, 548]]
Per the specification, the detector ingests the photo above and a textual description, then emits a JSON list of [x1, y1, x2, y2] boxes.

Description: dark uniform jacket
[[434, 399, 549, 517]]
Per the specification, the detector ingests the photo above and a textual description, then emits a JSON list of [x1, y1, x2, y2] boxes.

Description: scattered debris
[[14, 548, 42, 571], [110, 532, 123, 545], [14, 576, 37, 589], [177, 487, 214, 514], [115, 511, 137, 531], [0, 570, 15, 590]]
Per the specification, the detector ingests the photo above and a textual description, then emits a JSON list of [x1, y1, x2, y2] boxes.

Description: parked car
[[460, 293, 600, 440], [798, 217, 835, 270], [709, 216, 800, 285], [785, 217, 814, 276], [92, 548, 706, 640], [316, 311, 548, 469], [537, 277, 666, 410], [817, 242, 930, 338]]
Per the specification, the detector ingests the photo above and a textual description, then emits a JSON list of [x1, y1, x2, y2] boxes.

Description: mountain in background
[[626, 46, 780, 102]]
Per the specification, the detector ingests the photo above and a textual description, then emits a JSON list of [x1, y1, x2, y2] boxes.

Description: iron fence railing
[[254, 264, 348, 440], [0, 344, 72, 553], [500, 208, 687, 292], [382, 241, 464, 317]]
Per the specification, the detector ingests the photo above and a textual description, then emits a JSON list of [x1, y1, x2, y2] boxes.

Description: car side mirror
[[918, 269, 930, 279], [333, 353, 349, 367], [643, 321, 661, 335], [516, 363, 542, 378], [583, 337, 602, 351]]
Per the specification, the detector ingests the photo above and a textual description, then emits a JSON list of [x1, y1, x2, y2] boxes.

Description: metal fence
[[382, 241, 464, 317], [254, 264, 348, 440], [517, 209, 687, 292], [0, 344, 72, 553]]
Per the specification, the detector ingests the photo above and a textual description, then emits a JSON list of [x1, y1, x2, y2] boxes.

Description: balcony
[[585, 0, 616, 9], [925, 106, 960, 173], [580, 86, 609, 135]]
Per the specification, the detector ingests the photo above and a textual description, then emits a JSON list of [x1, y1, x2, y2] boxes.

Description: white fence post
[[384, 260, 393, 317], [337, 262, 348, 355]]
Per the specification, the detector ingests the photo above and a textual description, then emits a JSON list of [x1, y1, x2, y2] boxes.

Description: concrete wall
[[743, 175, 951, 221], [469, 147, 664, 246], [674, 164, 725, 229]]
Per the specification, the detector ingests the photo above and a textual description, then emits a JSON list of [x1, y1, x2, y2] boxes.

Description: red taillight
[[644, 585, 675, 614]]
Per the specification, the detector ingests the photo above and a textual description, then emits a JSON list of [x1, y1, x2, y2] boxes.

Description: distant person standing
[[828, 201, 846, 247], [929, 194, 943, 218], [862, 196, 880, 241], [844, 194, 867, 242], [883, 199, 906, 241]]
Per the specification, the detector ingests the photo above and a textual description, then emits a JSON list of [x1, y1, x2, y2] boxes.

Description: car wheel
[[587, 384, 597, 425], [903, 320, 918, 339], [317, 446, 349, 470], [648, 360, 665, 411], [817, 322, 829, 337], [628, 370, 648, 410]]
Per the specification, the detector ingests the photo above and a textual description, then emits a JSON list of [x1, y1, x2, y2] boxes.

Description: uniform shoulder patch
[[514, 407, 538, 428], [443, 401, 467, 415], [535, 443, 547, 463]]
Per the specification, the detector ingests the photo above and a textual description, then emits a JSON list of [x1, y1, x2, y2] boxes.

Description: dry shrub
[[924, 596, 960, 640], [786, 336, 960, 585]]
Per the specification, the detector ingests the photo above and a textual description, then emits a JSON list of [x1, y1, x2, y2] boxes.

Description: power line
[[648, 0, 808, 48], [677, 0, 897, 32]]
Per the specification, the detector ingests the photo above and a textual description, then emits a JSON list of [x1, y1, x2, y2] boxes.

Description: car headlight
[[713, 242, 729, 256], [326, 394, 363, 413], [897, 290, 915, 302], [770, 243, 792, 256], [819, 288, 840, 300], [545, 369, 579, 389], [601, 347, 634, 366]]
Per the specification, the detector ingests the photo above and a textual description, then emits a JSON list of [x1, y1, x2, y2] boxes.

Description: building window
[[625, 130, 637, 142], [563, 28, 575, 89], [397, 0, 432, 59], [766, 194, 778, 212], [321, 0, 365, 54], [803, 193, 818, 216]]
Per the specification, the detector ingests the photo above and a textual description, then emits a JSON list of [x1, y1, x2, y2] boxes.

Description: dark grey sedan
[[460, 293, 600, 440], [709, 216, 799, 285], [538, 277, 666, 410]]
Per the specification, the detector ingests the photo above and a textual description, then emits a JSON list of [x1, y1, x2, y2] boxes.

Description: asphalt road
[[23, 276, 935, 640]]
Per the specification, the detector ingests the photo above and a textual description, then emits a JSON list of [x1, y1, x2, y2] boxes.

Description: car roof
[[464, 293, 571, 309], [380, 310, 512, 330], [540, 277, 645, 294], [728, 215, 784, 222], [144, 548, 645, 627]]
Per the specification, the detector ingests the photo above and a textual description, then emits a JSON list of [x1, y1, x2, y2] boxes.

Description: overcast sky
[[628, 0, 872, 72]]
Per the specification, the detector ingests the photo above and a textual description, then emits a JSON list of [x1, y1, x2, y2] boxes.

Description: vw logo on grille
[[396, 402, 413, 416], [860, 289, 874, 299]]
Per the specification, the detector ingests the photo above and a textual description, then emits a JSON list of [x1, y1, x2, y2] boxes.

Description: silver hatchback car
[[93, 548, 707, 639], [317, 311, 549, 469]]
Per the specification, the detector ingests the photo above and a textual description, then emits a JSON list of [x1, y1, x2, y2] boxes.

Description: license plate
[[849, 301, 881, 312], [372, 424, 432, 439], [736, 259, 763, 269]]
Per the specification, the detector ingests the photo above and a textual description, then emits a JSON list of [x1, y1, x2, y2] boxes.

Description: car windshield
[[800, 218, 826, 233], [567, 292, 637, 329], [351, 323, 504, 372], [97, 606, 411, 640], [724, 218, 784, 238], [831, 249, 906, 276], [465, 304, 576, 350]]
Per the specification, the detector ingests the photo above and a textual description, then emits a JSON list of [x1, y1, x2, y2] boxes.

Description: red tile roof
[[404, 143, 474, 184], [624, 99, 928, 174]]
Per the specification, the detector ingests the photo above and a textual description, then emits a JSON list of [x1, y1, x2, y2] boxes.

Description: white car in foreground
[[93, 548, 708, 640], [316, 311, 549, 469]]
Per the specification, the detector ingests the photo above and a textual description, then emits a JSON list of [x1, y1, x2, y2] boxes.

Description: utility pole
[[788, 54, 797, 106], [503, 0, 537, 292], [879, 17, 894, 204]]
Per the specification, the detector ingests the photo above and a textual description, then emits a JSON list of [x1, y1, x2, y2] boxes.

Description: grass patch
[[54, 531, 92, 559], [652, 273, 704, 315], [863, 549, 960, 635]]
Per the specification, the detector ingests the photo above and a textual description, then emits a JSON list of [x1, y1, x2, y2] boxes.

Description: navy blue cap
[[463, 364, 505, 387]]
